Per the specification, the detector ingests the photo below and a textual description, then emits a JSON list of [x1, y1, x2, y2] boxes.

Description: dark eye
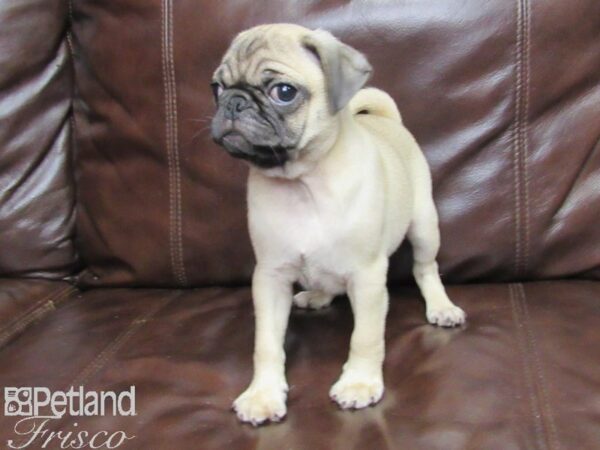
[[211, 82, 223, 102], [269, 83, 297, 104]]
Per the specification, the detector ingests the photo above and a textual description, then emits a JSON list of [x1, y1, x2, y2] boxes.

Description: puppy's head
[[210, 24, 371, 175]]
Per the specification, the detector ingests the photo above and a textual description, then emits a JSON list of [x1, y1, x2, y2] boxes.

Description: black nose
[[225, 95, 249, 119]]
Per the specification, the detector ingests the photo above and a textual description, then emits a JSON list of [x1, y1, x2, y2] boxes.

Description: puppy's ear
[[302, 29, 372, 113]]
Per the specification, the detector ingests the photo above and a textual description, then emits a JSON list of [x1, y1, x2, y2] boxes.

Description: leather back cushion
[[71, 0, 600, 287], [0, 0, 78, 278]]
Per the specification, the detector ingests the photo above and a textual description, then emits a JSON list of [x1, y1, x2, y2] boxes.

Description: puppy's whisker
[[187, 115, 215, 124], [188, 126, 213, 146]]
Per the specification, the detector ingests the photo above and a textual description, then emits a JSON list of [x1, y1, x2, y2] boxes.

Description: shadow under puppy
[[210, 23, 466, 426]]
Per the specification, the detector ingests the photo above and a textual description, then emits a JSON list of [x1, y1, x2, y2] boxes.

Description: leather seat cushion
[[1, 280, 598, 449]]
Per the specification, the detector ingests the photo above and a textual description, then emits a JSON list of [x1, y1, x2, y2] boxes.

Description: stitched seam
[[66, 0, 75, 56], [517, 284, 560, 450], [166, 0, 180, 284], [509, 284, 545, 449], [511, 120, 523, 278], [161, 0, 187, 286], [0, 285, 77, 348], [161, 0, 178, 286], [0, 288, 58, 336], [521, 0, 531, 276], [523, 0, 531, 273], [512, 0, 524, 277], [507, 293, 528, 450], [66, 0, 80, 278], [513, 0, 532, 278], [0, 285, 74, 336], [68, 293, 178, 388], [167, 1, 187, 285]]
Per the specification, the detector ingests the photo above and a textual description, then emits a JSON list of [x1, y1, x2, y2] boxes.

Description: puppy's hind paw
[[427, 305, 466, 327], [293, 291, 333, 310]]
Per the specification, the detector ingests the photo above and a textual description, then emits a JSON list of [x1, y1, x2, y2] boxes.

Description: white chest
[[249, 173, 385, 295], [282, 205, 349, 294]]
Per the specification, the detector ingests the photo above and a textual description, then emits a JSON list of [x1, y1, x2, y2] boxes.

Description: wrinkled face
[[211, 27, 319, 169], [211, 24, 372, 175]]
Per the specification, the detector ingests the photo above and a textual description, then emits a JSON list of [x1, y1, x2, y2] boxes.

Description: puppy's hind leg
[[408, 198, 466, 327]]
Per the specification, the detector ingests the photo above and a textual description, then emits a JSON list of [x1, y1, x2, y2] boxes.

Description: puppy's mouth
[[216, 132, 289, 169]]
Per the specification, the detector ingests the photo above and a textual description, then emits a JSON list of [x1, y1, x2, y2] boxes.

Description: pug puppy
[[211, 23, 465, 426]]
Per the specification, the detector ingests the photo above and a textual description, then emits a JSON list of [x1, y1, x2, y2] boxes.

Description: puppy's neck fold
[[256, 108, 354, 181]]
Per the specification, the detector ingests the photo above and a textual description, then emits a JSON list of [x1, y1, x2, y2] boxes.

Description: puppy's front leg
[[233, 267, 293, 426], [330, 258, 389, 409]]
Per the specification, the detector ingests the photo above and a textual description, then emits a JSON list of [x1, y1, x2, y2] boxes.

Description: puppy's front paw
[[293, 291, 333, 310], [329, 371, 384, 410], [232, 383, 288, 426], [427, 305, 466, 327]]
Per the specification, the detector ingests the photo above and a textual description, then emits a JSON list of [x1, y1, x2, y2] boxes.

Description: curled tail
[[349, 87, 402, 123]]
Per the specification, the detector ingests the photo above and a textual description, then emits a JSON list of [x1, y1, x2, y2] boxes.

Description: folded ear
[[302, 29, 372, 113]]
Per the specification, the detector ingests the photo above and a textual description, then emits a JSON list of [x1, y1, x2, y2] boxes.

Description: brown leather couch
[[1, 1, 599, 449]]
